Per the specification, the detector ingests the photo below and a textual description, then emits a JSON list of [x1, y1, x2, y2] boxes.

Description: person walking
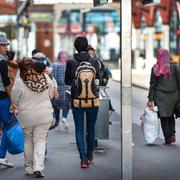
[[65, 36, 101, 168], [0, 34, 14, 167], [51, 50, 70, 130], [147, 48, 180, 145], [11, 58, 54, 177]]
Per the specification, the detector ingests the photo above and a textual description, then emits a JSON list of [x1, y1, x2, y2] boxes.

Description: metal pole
[[121, 0, 132, 180]]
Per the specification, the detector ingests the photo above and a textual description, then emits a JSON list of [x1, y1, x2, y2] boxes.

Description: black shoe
[[34, 171, 45, 178], [109, 107, 115, 112], [49, 122, 59, 130]]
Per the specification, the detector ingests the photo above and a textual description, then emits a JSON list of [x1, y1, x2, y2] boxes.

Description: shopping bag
[[4, 114, 24, 155], [140, 106, 160, 144]]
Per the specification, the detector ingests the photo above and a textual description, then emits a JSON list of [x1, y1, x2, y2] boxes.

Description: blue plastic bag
[[4, 115, 24, 155]]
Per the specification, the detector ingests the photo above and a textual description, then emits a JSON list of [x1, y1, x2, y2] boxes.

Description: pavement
[[1, 74, 180, 180], [111, 68, 150, 89]]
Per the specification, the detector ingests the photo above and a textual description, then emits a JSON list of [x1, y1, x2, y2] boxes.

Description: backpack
[[73, 61, 99, 108]]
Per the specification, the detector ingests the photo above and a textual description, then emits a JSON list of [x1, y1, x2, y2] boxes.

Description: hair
[[34, 62, 46, 73], [32, 49, 40, 56], [74, 36, 88, 53]]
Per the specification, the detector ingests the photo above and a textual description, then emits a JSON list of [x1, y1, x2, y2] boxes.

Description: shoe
[[62, 118, 69, 130], [171, 136, 176, 143], [162, 141, 171, 145], [34, 171, 45, 178], [25, 166, 34, 175], [80, 160, 89, 169], [0, 158, 14, 167], [87, 156, 93, 164], [49, 122, 59, 130]]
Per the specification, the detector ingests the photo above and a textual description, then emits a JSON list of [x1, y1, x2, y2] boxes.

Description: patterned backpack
[[73, 61, 99, 108]]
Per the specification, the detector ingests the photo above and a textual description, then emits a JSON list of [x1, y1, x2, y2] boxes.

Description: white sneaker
[[25, 166, 34, 175], [0, 158, 14, 167], [61, 118, 69, 130], [54, 125, 61, 131]]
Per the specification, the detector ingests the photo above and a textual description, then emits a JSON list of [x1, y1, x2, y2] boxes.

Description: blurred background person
[[51, 50, 70, 130]]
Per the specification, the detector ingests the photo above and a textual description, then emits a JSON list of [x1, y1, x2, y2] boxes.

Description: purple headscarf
[[153, 48, 172, 79], [57, 50, 69, 64]]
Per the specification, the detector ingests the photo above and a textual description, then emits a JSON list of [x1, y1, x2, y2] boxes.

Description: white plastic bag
[[140, 106, 160, 144]]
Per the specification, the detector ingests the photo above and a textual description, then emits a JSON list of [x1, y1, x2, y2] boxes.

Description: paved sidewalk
[[111, 69, 150, 89]]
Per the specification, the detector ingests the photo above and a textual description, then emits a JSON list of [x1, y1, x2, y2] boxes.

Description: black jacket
[[65, 53, 101, 86]]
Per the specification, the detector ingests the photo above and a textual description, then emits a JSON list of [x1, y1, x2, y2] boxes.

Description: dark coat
[[148, 63, 180, 117], [65, 53, 101, 99]]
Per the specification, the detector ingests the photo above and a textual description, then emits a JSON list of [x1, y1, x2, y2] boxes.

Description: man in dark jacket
[[65, 36, 100, 168]]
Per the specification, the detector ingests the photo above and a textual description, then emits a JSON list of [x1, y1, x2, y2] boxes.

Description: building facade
[[132, 0, 180, 70]]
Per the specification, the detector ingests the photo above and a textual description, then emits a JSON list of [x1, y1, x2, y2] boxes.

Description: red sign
[[176, 30, 180, 35]]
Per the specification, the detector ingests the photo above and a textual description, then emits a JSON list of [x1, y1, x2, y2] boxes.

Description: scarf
[[153, 48, 172, 79], [18, 57, 48, 93]]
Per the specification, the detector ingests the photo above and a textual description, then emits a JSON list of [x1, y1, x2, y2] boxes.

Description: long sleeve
[[148, 69, 157, 101], [0, 60, 10, 87], [11, 78, 23, 105], [175, 64, 180, 90], [65, 60, 74, 86]]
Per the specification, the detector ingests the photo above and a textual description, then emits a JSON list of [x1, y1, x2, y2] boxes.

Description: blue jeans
[[0, 98, 12, 158], [54, 106, 69, 124], [72, 107, 99, 161]]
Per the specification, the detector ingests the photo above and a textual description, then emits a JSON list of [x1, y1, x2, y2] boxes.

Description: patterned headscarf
[[153, 48, 171, 79], [18, 57, 48, 93]]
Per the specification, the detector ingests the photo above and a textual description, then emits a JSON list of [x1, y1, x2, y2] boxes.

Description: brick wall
[[0, 0, 16, 15]]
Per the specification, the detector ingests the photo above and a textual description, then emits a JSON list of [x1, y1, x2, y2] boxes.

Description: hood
[[74, 53, 91, 63], [0, 53, 7, 62]]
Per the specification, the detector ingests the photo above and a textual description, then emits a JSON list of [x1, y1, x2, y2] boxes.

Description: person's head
[[87, 44, 96, 57], [0, 34, 9, 55], [18, 57, 48, 93], [33, 52, 51, 67], [32, 49, 40, 57], [157, 48, 170, 63], [74, 36, 88, 53], [57, 50, 69, 64]]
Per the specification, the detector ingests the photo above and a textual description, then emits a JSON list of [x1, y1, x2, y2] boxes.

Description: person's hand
[[0, 129, 2, 137], [147, 100, 154, 109], [10, 103, 17, 113], [54, 88, 59, 99]]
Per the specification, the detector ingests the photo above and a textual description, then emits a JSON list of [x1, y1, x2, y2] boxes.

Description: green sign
[[30, 12, 53, 22]]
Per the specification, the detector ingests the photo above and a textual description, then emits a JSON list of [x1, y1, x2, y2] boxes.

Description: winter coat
[[11, 74, 54, 128], [51, 63, 70, 108], [148, 63, 180, 117]]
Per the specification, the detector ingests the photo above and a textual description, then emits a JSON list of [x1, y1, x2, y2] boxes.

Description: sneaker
[[171, 136, 176, 143], [80, 160, 89, 169], [61, 118, 69, 130], [34, 171, 45, 178], [0, 158, 14, 167], [25, 166, 34, 175]]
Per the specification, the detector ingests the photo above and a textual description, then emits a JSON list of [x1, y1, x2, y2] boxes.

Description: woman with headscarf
[[147, 48, 180, 145], [51, 50, 70, 130], [11, 58, 54, 178]]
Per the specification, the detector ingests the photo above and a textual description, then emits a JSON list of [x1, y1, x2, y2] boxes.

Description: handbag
[[4, 114, 24, 155], [174, 101, 180, 118]]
